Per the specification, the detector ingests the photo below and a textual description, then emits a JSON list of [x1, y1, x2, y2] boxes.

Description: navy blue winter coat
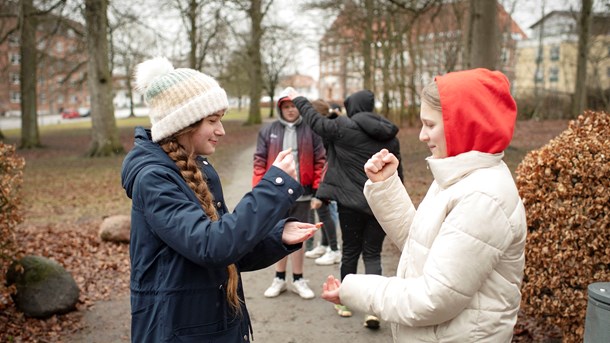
[[121, 127, 303, 342]]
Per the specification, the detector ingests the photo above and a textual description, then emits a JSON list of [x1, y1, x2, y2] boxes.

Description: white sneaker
[[305, 244, 328, 259], [264, 277, 287, 298], [315, 250, 342, 266], [292, 279, 315, 299]]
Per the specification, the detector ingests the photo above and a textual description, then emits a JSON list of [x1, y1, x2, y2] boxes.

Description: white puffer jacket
[[341, 151, 527, 342]]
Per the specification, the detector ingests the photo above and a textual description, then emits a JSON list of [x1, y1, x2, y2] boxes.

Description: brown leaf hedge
[[516, 111, 610, 343], [0, 143, 25, 312]]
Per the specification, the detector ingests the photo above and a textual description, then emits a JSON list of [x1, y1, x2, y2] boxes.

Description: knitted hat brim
[[151, 87, 228, 142]]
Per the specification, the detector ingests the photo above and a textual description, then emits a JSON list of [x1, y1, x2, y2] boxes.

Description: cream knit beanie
[[134, 57, 228, 142]]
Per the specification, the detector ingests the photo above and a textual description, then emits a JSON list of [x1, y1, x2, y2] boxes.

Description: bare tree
[[464, 0, 497, 69], [84, 0, 123, 156], [168, 0, 226, 70], [16, 0, 66, 149], [261, 25, 300, 118], [571, 0, 592, 116], [218, 50, 250, 111], [227, 0, 275, 125]]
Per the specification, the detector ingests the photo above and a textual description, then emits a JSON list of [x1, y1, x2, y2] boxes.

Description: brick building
[[0, 13, 89, 117], [318, 0, 526, 106]]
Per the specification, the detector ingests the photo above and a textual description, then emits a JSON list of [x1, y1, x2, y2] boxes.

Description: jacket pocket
[[171, 322, 244, 342]]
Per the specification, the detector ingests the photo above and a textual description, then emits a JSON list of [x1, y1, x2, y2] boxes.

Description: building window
[[9, 53, 20, 65], [57, 94, 64, 104], [550, 46, 560, 61], [549, 67, 559, 82], [39, 92, 46, 102], [70, 95, 78, 103], [536, 48, 543, 63], [10, 92, 21, 104], [534, 69, 544, 83], [10, 73, 20, 85], [501, 48, 509, 63], [8, 34, 19, 47], [56, 41, 64, 53]]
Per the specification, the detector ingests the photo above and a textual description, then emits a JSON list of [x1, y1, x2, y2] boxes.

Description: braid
[[160, 137, 242, 314]]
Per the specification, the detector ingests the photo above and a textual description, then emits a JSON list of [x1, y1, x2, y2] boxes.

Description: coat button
[[203, 160, 209, 165], [217, 201, 222, 208], [275, 177, 283, 184], [243, 335, 248, 341], [288, 189, 294, 194]]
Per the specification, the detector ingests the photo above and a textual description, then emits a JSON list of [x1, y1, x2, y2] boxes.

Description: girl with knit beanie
[[121, 57, 318, 342], [321, 68, 527, 342]]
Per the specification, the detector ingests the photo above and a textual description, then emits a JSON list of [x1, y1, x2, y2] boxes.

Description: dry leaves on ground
[[0, 221, 130, 342]]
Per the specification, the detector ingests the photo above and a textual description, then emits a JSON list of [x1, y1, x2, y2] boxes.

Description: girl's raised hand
[[272, 148, 297, 180], [364, 149, 399, 183]]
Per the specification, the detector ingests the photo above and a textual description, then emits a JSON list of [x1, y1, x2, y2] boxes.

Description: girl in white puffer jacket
[[321, 68, 527, 343]]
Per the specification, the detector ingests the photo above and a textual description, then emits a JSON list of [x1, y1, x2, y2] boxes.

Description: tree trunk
[[246, 0, 263, 125], [188, 0, 198, 69], [466, 0, 497, 70], [84, 0, 124, 156], [571, 0, 592, 117], [19, 0, 41, 149], [362, 0, 374, 90]]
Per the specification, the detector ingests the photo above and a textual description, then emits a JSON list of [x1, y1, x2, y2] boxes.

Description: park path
[[66, 143, 398, 343]]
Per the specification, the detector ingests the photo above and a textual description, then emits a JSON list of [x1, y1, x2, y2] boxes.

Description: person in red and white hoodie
[[321, 68, 527, 342], [253, 88, 326, 300]]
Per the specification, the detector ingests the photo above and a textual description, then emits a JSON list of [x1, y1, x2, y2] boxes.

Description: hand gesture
[[283, 87, 300, 100], [281, 221, 318, 245], [364, 149, 399, 183], [310, 197, 322, 210], [272, 149, 297, 180], [321, 275, 341, 304]]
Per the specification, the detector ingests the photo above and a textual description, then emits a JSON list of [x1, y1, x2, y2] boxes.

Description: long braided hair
[[159, 122, 241, 315]]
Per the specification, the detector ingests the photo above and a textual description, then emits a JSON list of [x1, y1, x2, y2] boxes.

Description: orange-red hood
[[436, 68, 517, 157]]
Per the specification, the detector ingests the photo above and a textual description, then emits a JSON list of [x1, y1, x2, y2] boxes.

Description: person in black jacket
[[121, 57, 318, 343], [286, 88, 404, 329]]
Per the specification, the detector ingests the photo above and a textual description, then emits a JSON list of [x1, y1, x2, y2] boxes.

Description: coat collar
[[427, 151, 504, 189]]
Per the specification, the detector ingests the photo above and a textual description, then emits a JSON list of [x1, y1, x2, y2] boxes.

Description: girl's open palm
[[281, 221, 317, 245]]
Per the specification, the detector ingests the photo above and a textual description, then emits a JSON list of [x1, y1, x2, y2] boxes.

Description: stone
[[6, 255, 80, 318], [99, 215, 130, 243]]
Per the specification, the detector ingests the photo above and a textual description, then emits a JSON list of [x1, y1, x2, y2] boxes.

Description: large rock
[[99, 215, 131, 243], [6, 255, 80, 318]]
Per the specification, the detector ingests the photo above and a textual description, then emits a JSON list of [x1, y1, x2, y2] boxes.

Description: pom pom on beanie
[[134, 57, 228, 142]]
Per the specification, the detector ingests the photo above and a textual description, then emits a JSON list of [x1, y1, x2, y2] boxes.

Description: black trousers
[[337, 205, 386, 281]]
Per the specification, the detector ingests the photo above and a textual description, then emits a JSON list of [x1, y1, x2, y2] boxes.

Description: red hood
[[435, 68, 517, 157]]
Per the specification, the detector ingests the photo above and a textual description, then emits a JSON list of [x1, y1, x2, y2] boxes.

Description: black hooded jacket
[[293, 90, 403, 215]]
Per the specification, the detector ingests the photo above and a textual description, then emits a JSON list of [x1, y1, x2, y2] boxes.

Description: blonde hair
[[421, 80, 442, 112], [159, 122, 241, 315]]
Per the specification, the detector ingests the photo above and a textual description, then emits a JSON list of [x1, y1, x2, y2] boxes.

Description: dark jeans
[[338, 205, 386, 281]]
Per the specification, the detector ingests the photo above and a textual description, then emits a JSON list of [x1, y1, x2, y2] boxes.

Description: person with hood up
[[286, 88, 403, 328], [321, 68, 527, 342], [121, 57, 318, 343], [304, 99, 341, 266], [253, 88, 326, 300]]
